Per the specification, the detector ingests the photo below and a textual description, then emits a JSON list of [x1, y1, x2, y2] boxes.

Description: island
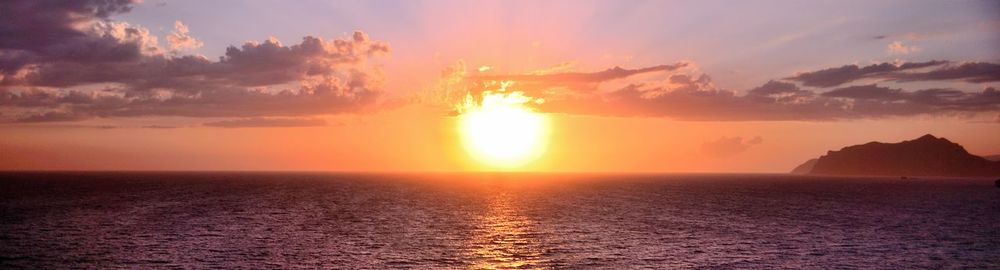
[[791, 134, 1000, 177]]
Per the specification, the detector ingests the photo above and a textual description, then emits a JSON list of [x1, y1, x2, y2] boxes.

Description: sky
[[1, 0, 999, 172]]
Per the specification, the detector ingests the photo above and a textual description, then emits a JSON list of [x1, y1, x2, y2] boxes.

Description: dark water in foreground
[[0, 172, 998, 269]]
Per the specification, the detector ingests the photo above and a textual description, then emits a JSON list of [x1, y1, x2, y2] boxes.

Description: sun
[[457, 88, 548, 169]]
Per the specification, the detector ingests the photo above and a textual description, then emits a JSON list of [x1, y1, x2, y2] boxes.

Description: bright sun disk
[[457, 88, 548, 169]]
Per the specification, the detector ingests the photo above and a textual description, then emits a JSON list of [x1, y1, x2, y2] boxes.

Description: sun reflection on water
[[468, 192, 544, 269]]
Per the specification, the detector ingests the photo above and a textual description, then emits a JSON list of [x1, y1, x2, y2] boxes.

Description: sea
[[1, 172, 997, 269]]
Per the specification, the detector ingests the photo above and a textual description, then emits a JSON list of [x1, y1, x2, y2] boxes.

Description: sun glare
[[457, 83, 548, 169]]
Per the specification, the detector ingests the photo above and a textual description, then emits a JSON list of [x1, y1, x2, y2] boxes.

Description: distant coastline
[[792, 134, 1000, 177]]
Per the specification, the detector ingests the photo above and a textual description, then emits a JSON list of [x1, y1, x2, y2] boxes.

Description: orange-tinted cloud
[[474, 63, 687, 84], [441, 61, 1000, 121], [887, 41, 918, 55], [203, 117, 327, 128], [166, 20, 203, 52], [701, 136, 763, 158]]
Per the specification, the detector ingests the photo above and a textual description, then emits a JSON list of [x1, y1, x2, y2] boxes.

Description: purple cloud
[[785, 61, 947, 87], [786, 61, 999, 87], [0, 0, 391, 123]]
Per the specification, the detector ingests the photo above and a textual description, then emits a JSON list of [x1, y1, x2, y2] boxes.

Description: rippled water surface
[[1, 172, 998, 269]]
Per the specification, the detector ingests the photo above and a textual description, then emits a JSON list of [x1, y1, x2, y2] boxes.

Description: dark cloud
[[785, 61, 948, 87], [885, 62, 1000, 83], [14, 111, 90, 123], [700, 136, 763, 158], [4, 33, 389, 90], [0, 1, 390, 124], [822, 85, 1000, 109], [748, 80, 804, 96], [873, 32, 932, 41], [786, 61, 999, 87], [821, 84, 905, 100], [2, 79, 379, 120], [745, 80, 816, 104], [0, 0, 148, 74], [203, 117, 326, 128]]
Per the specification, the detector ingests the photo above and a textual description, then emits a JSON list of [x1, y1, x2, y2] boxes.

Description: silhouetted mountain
[[790, 158, 818, 174], [795, 134, 1000, 177], [985, 155, 1000, 162]]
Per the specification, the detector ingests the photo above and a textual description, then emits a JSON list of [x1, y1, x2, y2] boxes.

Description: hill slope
[[794, 134, 1000, 177]]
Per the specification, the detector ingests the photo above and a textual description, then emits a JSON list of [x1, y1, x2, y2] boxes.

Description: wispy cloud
[[785, 61, 998, 87], [473, 63, 688, 83], [203, 117, 327, 128], [887, 41, 918, 55], [701, 136, 763, 158]]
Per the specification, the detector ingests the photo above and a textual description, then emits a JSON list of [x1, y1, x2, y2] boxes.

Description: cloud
[[2, 79, 381, 120], [700, 136, 763, 158], [434, 62, 999, 121], [527, 61, 579, 75], [466, 63, 691, 101], [821, 85, 1000, 108], [561, 79, 998, 120], [874, 32, 930, 41], [786, 60, 999, 87], [0, 0, 151, 74], [540, 77, 846, 120], [887, 41, 917, 55], [822, 84, 904, 100], [0, 1, 391, 123], [14, 111, 90, 123], [4, 2, 994, 125], [203, 117, 327, 128], [166, 21, 203, 52], [474, 63, 688, 83], [423, 61, 693, 115], [785, 60, 947, 87], [139, 125, 177, 129], [885, 62, 1000, 83]]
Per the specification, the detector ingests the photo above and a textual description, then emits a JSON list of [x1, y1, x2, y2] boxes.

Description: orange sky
[[1, 0, 999, 172], [3, 107, 998, 172]]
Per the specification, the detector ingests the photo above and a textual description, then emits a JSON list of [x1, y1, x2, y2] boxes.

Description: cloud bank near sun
[[1, 0, 998, 125], [433, 60, 998, 121]]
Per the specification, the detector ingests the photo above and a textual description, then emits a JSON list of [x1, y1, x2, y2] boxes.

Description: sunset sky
[[1, 0, 998, 172]]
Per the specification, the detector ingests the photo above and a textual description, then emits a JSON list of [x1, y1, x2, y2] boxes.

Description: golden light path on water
[[469, 191, 542, 268]]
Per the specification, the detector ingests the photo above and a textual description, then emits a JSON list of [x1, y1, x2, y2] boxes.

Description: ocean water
[[0, 172, 997, 269]]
